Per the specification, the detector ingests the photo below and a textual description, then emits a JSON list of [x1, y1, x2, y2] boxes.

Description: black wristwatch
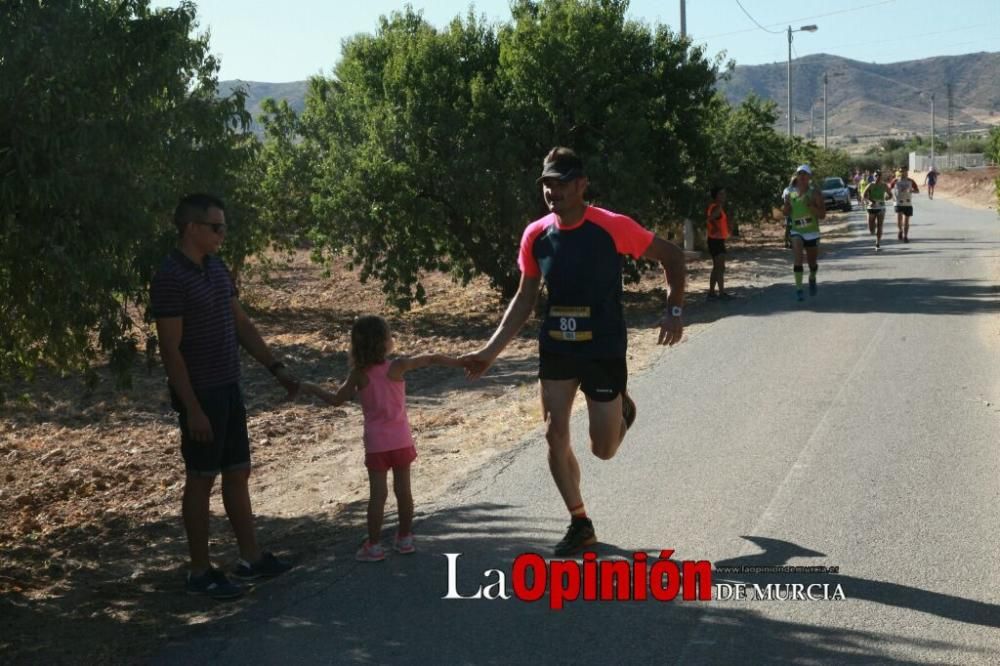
[[267, 361, 286, 375]]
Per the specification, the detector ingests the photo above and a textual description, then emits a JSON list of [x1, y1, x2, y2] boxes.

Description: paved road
[[157, 199, 1000, 665]]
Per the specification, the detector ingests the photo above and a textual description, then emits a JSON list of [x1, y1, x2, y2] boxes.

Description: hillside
[[218, 80, 310, 135], [221, 51, 1000, 143], [719, 51, 1000, 142]]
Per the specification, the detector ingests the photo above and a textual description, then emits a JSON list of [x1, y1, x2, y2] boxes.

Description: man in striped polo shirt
[[151, 194, 296, 599], [464, 147, 685, 556]]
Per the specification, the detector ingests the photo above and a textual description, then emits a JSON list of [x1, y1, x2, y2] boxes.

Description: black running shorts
[[539, 352, 627, 402], [708, 238, 727, 257], [789, 235, 819, 248], [172, 383, 251, 477], [895, 205, 914, 216]]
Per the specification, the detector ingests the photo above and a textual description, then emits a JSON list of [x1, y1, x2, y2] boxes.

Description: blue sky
[[150, 0, 1000, 82]]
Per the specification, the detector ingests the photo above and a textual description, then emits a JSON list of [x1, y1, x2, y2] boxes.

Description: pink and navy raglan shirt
[[518, 205, 654, 359]]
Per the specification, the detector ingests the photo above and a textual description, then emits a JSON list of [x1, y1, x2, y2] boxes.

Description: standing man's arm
[[231, 299, 299, 395], [156, 317, 213, 442], [464, 275, 542, 379], [641, 237, 685, 346]]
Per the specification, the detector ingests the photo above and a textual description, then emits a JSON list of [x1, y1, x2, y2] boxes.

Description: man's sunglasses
[[193, 221, 227, 234]]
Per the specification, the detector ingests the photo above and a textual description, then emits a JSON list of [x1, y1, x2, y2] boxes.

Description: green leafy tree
[[988, 127, 1000, 163], [989, 127, 1000, 208], [0, 0, 256, 388], [300, 1, 720, 307], [701, 95, 793, 229]]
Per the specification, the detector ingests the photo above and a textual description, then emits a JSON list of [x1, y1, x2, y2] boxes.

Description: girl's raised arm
[[388, 354, 467, 381]]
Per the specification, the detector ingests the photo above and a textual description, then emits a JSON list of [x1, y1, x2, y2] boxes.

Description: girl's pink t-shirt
[[358, 360, 415, 453]]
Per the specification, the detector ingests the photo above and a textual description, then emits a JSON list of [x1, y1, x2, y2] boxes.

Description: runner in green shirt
[[863, 171, 892, 252], [781, 165, 826, 301]]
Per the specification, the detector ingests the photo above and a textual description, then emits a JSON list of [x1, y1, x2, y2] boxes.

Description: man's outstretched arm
[[642, 236, 685, 346], [463, 275, 541, 379]]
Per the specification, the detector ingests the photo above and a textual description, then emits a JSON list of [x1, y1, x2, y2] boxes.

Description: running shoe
[[898, 231, 903, 240], [232, 552, 292, 580], [622, 391, 637, 432], [554, 518, 597, 556], [903, 236, 909, 243], [394, 533, 416, 555], [875, 241, 880, 252], [186, 567, 244, 600], [356, 540, 386, 562], [796, 289, 805, 302], [808, 279, 817, 296], [706, 292, 718, 300]]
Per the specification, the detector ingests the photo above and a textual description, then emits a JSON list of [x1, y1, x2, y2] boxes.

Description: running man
[[463, 147, 685, 556], [923, 165, 938, 200], [781, 165, 826, 301], [864, 171, 892, 251], [891, 166, 919, 242]]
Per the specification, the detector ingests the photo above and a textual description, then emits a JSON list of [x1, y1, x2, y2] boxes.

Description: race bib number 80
[[547, 306, 593, 342]]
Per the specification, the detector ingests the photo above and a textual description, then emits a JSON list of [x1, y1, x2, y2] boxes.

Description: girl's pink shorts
[[365, 446, 417, 471]]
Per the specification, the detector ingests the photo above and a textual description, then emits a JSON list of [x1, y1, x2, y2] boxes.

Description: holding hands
[[460, 349, 495, 380], [271, 365, 301, 399]]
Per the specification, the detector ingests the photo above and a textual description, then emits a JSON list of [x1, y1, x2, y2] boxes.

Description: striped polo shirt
[[519, 205, 654, 359], [150, 249, 240, 390]]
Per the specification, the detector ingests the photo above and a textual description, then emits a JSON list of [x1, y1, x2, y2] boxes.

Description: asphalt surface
[[156, 198, 1000, 665]]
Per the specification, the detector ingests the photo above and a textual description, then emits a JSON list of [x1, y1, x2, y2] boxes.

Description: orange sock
[[569, 503, 587, 520]]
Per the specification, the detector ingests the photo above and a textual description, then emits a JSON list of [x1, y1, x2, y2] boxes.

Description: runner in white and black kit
[[891, 166, 919, 243]]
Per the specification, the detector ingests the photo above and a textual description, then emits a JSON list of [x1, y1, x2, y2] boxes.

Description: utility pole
[[680, 0, 695, 252], [823, 72, 828, 149], [930, 93, 936, 166], [947, 82, 954, 164], [787, 27, 793, 136]]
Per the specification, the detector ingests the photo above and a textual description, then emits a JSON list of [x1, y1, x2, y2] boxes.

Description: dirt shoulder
[[0, 213, 852, 663], [911, 167, 998, 211]]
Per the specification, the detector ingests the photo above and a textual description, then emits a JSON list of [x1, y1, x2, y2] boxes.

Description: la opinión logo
[[442, 551, 713, 610]]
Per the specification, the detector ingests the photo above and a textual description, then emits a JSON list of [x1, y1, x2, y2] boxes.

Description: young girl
[[300, 315, 467, 562]]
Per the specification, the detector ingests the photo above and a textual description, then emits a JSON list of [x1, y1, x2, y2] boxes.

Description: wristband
[[669, 306, 683, 318], [268, 361, 286, 375]]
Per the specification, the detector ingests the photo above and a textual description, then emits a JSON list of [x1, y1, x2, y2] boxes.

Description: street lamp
[[787, 24, 818, 136], [823, 70, 846, 149], [930, 92, 936, 165]]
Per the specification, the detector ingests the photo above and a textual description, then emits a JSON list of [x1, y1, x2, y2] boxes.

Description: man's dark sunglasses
[[193, 221, 227, 234]]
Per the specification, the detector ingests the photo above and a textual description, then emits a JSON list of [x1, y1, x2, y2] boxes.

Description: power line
[[819, 23, 988, 52], [701, 0, 896, 40], [734, 0, 783, 34]]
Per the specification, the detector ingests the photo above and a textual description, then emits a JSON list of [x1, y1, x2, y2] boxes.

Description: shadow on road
[[149, 504, 993, 665], [714, 536, 1000, 629]]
